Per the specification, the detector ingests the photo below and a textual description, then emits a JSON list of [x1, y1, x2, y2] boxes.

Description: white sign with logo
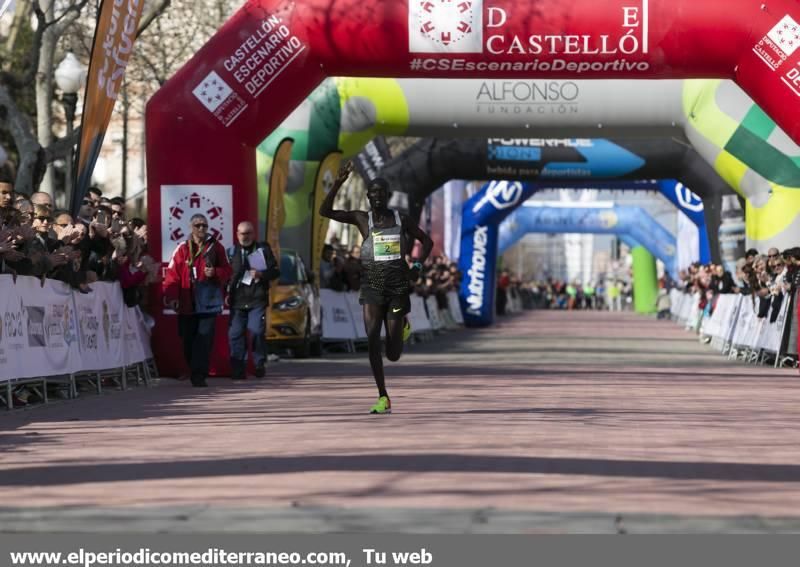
[[160, 185, 233, 263], [409, 0, 483, 53], [320, 289, 359, 340], [471, 180, 524, 213], [753, 13, 800, 72]]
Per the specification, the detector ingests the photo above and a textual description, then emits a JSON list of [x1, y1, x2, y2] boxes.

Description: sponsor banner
[[160, 185, 234, 263], [0, 276, 81, 380], [73, 282, 125, 372], [320, 289, 358, 340], [311, 152, 342, 278], [458, 223, 499, 327], [407, 0, 652, 74], [72, 0, 146, 217], [0, 277, 151, 382], [447, 291, 465, 324], [425, 295, 444, 330], [486, 138, 645, 178], [343, 292, 368, 340], [409, 294, 432, 332]]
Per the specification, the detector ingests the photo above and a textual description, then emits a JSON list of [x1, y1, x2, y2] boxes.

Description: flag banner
[[352, 136, 391, 182], [71, 0, 146, 216], [265, 138, 293, 335], [310, 151, 341, 278]]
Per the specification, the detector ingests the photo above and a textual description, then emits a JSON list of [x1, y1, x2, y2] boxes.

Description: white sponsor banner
[[321, 289, 358, 340], [0, 277, 152, 383], [426, 296, 444, 330], [731, 297, 755, 346], [0, 276, 82, 380], [409, 295, 432, 332], [160, 185, 234, 263], [343, 292, 368, 340], [447, 291, 464, 324]]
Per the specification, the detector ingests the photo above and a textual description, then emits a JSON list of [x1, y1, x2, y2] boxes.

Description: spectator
[[163, 213, 232, 387], [30, 191, 53, 212], [342, 244, 362, 291], [713, 264, 735, 294], [497, 269, 510, 315], [656, 287, 671, 319], [226, 221, 279, 380], [319, 244, 335, 288]]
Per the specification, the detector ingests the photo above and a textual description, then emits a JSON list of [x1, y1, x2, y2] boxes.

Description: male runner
[[320, 162, 433, 414]]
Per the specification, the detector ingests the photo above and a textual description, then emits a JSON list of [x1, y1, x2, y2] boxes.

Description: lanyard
[[187, 239, 204, 268]]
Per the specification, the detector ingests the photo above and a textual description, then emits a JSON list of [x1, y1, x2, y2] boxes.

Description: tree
[[0, 0, 173, 196]]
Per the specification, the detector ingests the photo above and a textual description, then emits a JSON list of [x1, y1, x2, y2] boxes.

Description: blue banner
[[458, 223, 499, 327]]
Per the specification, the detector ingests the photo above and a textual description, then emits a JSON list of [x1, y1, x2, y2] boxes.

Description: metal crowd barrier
[[669, 288, 798, 368], [319, 290, 464, 353]]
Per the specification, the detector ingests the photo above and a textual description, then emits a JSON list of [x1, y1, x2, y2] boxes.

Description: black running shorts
[[359, 285, 411, 319]]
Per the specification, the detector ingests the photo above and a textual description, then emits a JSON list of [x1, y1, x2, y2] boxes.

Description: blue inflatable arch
[[459, 181, 677, 326]]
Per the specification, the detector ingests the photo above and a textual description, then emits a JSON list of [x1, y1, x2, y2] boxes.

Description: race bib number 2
[[373, 234, 401, 261]]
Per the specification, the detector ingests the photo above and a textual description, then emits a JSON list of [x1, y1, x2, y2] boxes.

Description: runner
[[319, 162, 433, 414]]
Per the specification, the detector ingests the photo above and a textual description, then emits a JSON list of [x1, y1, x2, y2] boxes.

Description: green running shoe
[[369, 396, 392, 414], [402, 318, 412, 342]]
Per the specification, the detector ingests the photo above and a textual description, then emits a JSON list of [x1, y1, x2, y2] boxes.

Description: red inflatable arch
[[146, 0, 800, 376]]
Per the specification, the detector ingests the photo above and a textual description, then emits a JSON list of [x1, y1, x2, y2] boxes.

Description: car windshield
[[279, 252, 298, 285]]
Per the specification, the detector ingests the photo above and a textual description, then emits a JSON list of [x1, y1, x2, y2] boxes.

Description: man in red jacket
[[163, 213, 232, 387]]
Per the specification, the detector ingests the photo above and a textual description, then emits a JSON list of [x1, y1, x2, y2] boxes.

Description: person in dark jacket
[[226, 221, 280, 379]]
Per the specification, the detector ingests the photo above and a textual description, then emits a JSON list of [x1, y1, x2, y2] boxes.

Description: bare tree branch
[[44, 126, 82, 163], [0, 83, 46, 193], [136, 0, 171, 39]]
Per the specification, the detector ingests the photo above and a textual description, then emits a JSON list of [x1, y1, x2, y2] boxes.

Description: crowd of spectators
[[0, 174, 159, 303], [521, 279, 634, 312], [675, 247, 800, 322], [0, 173, 159, 405]]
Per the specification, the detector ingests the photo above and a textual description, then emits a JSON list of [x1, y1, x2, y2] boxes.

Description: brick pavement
[[1, 310, 799, 532]]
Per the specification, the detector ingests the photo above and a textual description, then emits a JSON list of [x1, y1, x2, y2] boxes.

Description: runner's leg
[[363, 303, 389, 398]]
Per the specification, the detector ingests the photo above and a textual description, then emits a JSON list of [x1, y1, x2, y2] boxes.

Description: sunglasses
[[34, 216, 52, 222], [193, 223, 208, 228]]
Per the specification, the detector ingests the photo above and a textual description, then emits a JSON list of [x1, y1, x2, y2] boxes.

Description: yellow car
[[267, 248, 322, 357]]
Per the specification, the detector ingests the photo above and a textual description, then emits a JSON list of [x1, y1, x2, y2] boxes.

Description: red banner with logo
[[72, 0, 145, 216]]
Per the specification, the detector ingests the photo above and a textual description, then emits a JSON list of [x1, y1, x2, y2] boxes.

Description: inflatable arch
[[517, 179, 708, 262], [251, 78, 800, 270], [499, 205, 668, 314], [382, 137, 724, 261], [459, 181, 677, 325], [145, 1, 800, 375]]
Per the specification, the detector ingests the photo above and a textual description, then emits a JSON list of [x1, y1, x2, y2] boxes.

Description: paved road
[[2, 310, 800, 533]]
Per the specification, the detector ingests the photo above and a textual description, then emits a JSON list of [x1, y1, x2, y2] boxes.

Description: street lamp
[[54, 52, 86, 206]]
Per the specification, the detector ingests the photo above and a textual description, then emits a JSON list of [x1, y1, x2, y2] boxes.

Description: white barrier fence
[[0, 275, 154, 384], [320, 290, 463, 343], [669, 289, 796, 366]]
